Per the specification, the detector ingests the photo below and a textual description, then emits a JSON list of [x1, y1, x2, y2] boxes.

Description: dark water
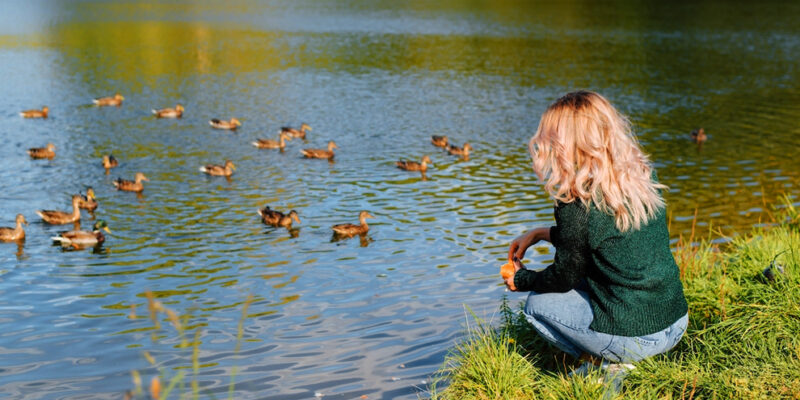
[[0, 1, 799, 399]]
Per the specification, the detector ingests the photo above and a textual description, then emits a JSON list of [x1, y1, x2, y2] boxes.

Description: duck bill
[[103, 227, 112, 233]]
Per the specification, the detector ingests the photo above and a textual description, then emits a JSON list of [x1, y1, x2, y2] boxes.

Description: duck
[[431, 135, 448, 148], [281, 123, 312, 139], [28, 143, 56, 159], [209, 118, 242, 130], [199, 160, 236, 177], [258, 206, 301, 228], [78, 188, 98, 212], [301, 141, 337, 159], [0, 214, 27, 242], [37, 195, 82, 225], [447, 142, 473, 159], [396, 155, 433, 172], [51, 220, 110, 248], [20, 106, 48, 118], [113, 172, 149, 192], [252, 132, 290, 150], [690, 128, 707, 144], [332, 210, 374, 237], [93, 93, 124, 107], [152, 104, 184, 118], [102, 154, 118, 172]]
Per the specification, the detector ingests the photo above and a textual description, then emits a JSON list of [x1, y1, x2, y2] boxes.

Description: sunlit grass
[[125, 291, 253, 400], [428, 202, 800, 399]]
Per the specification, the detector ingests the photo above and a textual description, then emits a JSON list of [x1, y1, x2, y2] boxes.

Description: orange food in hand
[[500, 259, 516, 280]]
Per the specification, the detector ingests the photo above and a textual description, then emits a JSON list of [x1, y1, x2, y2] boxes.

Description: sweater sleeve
[[513, 203, 590, 293]]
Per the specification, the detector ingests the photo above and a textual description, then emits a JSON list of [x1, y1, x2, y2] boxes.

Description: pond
[[0, 1, 798, 399]]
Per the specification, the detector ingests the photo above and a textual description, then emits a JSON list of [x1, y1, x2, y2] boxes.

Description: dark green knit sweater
[[514, 201, 688, 337]]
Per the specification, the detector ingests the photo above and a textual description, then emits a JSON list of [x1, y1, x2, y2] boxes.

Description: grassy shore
[[428, 203, 800, 399]]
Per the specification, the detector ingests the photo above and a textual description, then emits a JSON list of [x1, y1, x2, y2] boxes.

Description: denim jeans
[[523, 289, 688, 363]]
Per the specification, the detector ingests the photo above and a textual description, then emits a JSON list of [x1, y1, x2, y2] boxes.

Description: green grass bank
[[428, 203, 800, 399]]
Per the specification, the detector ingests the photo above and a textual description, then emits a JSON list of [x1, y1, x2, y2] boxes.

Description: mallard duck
[[52, 220, 110, 247], [281, 123, 312, 139], [37, 195, 82, 225], [431, 135, 448, 148], [332, 210, 374, 237], [113, 172, 149, 192], [301, 141, 337, 159], [209, 118, 242, 130], [396, 155, 433, 172], [93, 93, 124, 107], [0, 214, 27, 242], [447, 142, 473, 159], [258, 206, 300, 228], [102, 154, 118, 172], [28, 143, 56, 159], [20, 106, 48, 118], [252, 132, 290, 150], [199, 160, 236, 177], [78, 188, 98, 212], [690, 128, 707, 143], [152, 104, 184, 118]]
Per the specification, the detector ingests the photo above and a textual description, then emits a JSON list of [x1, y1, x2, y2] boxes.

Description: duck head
[[93, 219, 111, 233], [134, 172, 149, 183]]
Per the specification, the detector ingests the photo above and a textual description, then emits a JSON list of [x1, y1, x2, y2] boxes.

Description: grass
[[428, 202, 800, 399], [125, 292, 253, 400]]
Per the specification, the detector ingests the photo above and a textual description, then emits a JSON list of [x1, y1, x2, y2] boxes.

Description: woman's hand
[[508, 227, 550, 261], [504, 257, 525, 291]]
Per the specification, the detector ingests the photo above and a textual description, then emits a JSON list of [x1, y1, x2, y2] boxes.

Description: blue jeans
[[523, 289, 688, 363]]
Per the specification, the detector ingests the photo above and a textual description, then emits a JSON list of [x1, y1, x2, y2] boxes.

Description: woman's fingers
[[508, 242, 519, 261]]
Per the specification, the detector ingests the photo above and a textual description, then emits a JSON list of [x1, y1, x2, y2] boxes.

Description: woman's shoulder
[[553, 200, 593, 229]]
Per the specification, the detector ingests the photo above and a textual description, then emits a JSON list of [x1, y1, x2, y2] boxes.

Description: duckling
[[113, 172, 149, 192], [431, 135, 448, 148], [281, 123, 312, 139], [396, 155, 433, 172], [209, 118, 242, 130], [447, 142, 473, 159], [199, 160, 236, 177], [152, 104, 184, 118], [52, 220, 110, 248], [690, 128, 707, 144], [102, 154, 118, 172], [78, 188, 98, 212], [252, 132, 291, 150], [28, 143, 56, 159], [0, 214, 27, 242], [93, 93, 124, 107], [258, 206, 301, 228], [20, 106, 48, 118], [37, 195, 82, 225], [301, 141, 337, 159], [332, 210, 374, 237]]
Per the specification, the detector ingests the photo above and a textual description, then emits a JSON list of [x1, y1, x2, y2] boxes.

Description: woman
[[505, 91, 688, 375]]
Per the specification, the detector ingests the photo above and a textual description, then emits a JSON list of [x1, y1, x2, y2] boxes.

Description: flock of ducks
[[3, 95, 474, 248]]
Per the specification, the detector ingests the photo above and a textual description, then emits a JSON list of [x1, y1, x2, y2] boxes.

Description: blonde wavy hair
[[530, 90, 666, 232]]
